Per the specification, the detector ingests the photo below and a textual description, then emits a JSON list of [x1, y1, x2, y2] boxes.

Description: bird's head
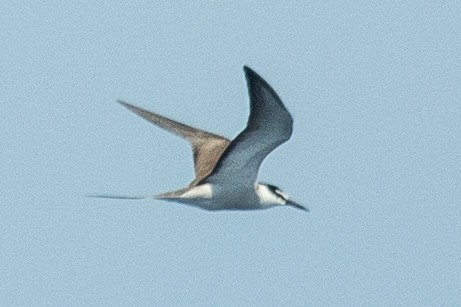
[[256, 183, 308, 211]]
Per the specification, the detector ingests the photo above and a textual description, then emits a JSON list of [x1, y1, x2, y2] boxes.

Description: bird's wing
[[200, 66, 293, 186], [117, 100, 230, 185]]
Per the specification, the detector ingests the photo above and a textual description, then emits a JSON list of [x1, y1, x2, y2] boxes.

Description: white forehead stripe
[[275, 189, 289, 200], [256, 184, 286, 205]]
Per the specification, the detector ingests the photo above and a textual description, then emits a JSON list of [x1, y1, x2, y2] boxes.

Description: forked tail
[[85, 194, 148, 200]]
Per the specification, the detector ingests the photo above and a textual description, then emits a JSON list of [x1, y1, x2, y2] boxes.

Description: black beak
[[286, 200, 309, 212]]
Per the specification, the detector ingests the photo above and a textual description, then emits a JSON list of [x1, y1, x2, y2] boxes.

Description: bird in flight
[[90, 66, 307, 211]]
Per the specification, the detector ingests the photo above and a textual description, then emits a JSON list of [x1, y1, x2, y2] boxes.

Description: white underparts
[[180, 183, 213, 199]]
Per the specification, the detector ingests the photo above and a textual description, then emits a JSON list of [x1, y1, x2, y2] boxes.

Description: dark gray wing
[[201, 66, 293, 186], [118, 100, 230, 185]]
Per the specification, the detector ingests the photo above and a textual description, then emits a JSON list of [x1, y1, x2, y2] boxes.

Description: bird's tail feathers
[[85, 194, 150, 200]]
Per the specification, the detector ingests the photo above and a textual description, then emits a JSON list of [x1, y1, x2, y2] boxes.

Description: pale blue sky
[[1, 1, 460, 306]]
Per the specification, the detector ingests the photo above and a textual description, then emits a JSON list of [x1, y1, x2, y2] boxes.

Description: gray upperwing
[[117, 100, 230, 185], [200, 66, 293, 186]]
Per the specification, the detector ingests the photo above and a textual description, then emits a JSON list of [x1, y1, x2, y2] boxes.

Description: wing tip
[[243, 65, 290, 113], [116, 99, 150, 117], [243, 65, 258, 80], [116, 99, 134, 109], [243, 65, 274, 93]]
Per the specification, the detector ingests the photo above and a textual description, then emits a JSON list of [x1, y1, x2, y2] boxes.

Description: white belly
[[169, 183, 265, 211]]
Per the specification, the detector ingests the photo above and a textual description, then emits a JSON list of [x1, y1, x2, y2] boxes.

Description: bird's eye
[[275, 189, 287, 200]]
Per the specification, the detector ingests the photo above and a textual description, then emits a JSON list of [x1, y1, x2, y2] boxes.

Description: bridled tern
[[91, 66, 307, 211]]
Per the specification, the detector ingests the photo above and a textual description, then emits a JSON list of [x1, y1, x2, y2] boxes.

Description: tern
[[91, 66, 307, 211]]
